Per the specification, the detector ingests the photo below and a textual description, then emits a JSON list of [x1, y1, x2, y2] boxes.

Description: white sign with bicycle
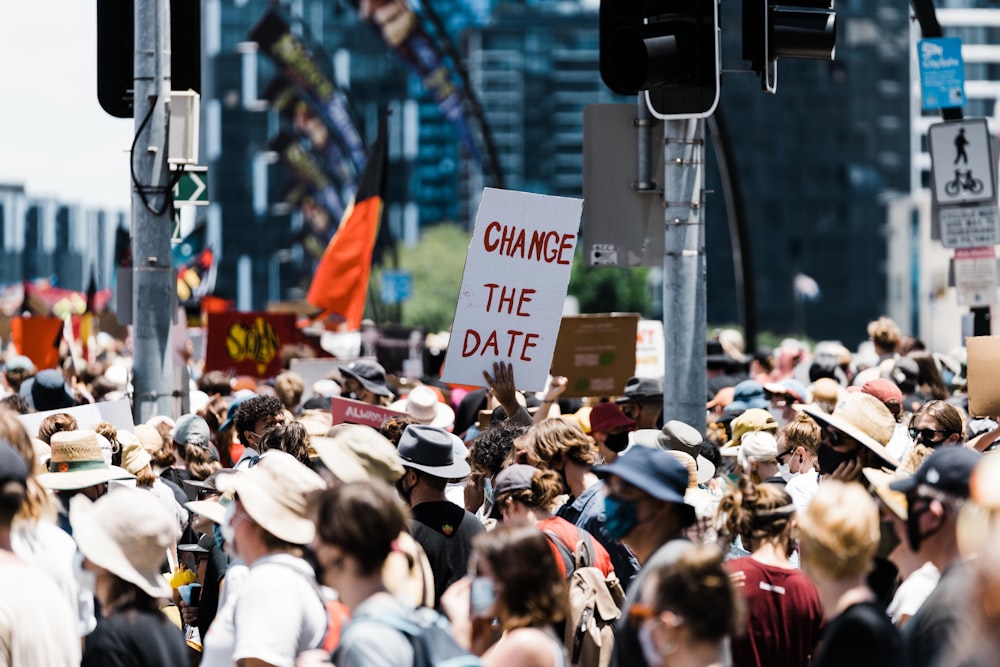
[[928, 118, 996, 206]]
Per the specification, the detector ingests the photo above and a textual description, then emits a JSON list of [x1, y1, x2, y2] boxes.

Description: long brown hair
[[473, 522, 567, 631], [0, 408, 55, 522]]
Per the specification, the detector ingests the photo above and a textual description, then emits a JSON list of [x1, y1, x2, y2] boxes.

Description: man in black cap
[[592, 445, 696, 667], [339, 360, 394, 405], [395, 424, 484, 606], [616, 376, 663, 430], [889, 446, 980, 667]]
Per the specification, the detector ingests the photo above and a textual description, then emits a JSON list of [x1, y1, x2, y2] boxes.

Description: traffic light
[[97, 0, 201, 118], [599, 0, 720, 118], [743, 0, 836, 93]]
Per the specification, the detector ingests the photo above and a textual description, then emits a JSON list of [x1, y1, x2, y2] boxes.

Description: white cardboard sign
[[18, 398, 135, 438], [441, 188, 582, 391]]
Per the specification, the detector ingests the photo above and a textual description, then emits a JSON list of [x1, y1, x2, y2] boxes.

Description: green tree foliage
[[371, 223, 472, 332], [567, 250, 651, 315]]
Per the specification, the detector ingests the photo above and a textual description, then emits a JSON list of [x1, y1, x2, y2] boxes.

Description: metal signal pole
[[131, 0, 177, 421]]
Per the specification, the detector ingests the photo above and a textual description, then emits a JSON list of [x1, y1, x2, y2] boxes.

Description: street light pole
[[662, 118, 708, 431], [131, 0, 177, 421]]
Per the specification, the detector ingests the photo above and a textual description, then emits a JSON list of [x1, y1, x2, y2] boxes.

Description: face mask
[[638, 622, 663, 667], [604, 495, 639, 540], [469, 576, 496, 617], [213, 524, 226, 554], [877, 519, 902, 558], [73, 551, 96, 595], [605, 431, 631, 453], [778, 462, 799, 483], [905, 498, 941, 553], [483, 478, 494, 506], [817, 444, 854, 475]]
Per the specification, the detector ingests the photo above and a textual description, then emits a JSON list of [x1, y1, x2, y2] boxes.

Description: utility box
[[168, 91, 200, 165]]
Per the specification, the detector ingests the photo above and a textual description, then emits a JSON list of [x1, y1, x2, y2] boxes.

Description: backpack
[[543, 529, 627, 667], [339, 605, 482, 667]]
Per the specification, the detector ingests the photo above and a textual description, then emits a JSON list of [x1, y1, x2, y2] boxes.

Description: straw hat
[[36, 430, 134, 491], [862, 467, 909, 520], [311, 425, 404, 484], [70, 487, 178, 598], [388, 385, 455, 429], [800, 393, 900, 469], [215, 450, 325, 545]]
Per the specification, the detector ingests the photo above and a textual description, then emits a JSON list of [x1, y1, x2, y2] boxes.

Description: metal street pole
[[662, 118, 707, 432], [131, 0, 176, 421]]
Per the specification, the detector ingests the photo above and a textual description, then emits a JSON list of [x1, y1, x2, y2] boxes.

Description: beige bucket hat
[[36, 430, 134, 491], [70, 487, 178, 598], [312, 425, 405, 484], [215, 450, 325, 545]]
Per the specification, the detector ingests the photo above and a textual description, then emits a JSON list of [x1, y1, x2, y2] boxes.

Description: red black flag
[[306, 117, 388, 330]]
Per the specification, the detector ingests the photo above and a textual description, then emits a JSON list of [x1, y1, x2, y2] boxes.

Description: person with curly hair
[[257, 420, 311, 466], [232, 395, 286, 469]]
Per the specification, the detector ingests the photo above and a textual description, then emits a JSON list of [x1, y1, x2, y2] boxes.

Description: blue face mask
[[604, 495, 639, 540], [484, 478, 494, 506]]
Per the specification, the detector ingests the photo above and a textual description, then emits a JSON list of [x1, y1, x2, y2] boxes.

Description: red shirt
[[725, 556, 824, 667], [536, 516, 614, 579]]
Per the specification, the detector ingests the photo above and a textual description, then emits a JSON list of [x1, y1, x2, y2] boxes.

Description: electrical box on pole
[[599, 0, 720, 118], [97, 0, 201, 118], [743, 0, 837, 93]]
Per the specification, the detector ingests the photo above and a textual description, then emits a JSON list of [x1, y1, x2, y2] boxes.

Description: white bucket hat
[[215, 450, 326, 545], [36, 430, 134, 491], [389, 385, 455, 429], [70, 487, 178, 599]]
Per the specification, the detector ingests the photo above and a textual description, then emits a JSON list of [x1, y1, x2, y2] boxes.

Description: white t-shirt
[[887, 561, 940, 625], [0, 551, 81, 667], [11, 518, 97, 636], [231, 553, 327, 667], [786, 469, 819, 516], [200, 560, 249, 667]]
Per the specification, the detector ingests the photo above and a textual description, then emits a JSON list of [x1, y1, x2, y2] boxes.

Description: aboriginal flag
[[306, 117, 387, 330]]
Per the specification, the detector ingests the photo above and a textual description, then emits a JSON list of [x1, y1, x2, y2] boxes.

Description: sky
[[0, 2, 134, 210]]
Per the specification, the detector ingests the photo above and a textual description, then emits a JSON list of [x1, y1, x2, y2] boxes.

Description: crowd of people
[[0, 314, 998, 667]]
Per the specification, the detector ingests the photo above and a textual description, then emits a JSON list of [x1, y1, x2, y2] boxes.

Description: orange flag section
[[306, 118, 388, 331], [11, 316, 63, 371], [306, 195, 383, 330]]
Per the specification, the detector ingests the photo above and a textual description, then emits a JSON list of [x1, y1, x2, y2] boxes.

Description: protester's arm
[[533, 376, 567, 424], [482, 362, 532, 427]]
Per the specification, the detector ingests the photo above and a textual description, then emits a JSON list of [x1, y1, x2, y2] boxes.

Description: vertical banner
[[250, 9, 367, 172], [204, 312, 297, 378], [350, 0, 482, 164], [440, 188, 581, 391]]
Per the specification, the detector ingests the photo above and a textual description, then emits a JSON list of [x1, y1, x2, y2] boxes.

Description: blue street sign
[[380, 270, 413, 305], [918, 37, 966, 110]]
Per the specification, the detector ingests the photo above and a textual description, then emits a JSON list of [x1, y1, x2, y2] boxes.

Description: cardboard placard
[[290, 357, 343, 401], [967, 336, 1000, 417], [204, 312, 297, 378], [550, 314, 640, 398], [440, 188, 582, 391], [330, 395, 406, 429]]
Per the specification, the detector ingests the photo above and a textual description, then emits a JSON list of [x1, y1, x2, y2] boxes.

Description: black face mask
[[876, 519, 902, 558], [817, 444, 855, 475], [604, 431, 630, 453], [905, 497, 941, 553]]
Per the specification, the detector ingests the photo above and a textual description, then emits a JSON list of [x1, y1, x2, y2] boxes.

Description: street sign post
[[918, 37, 966, 110], [938, 204, 1000, 249], [928, 119, 995, 206], [173, 167, 209, 205], [954, 247, 998, 306]]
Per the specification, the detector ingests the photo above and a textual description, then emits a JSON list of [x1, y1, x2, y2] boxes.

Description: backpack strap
[[542, 529, 576, 578], [543, 528, 594, 577]]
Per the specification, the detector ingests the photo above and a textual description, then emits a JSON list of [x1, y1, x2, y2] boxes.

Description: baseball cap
[[889, 446, 981, 499]]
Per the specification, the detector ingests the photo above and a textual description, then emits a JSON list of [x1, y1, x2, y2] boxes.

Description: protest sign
[[330, 395, 406, 429], [205, 312, 297, 378], [550, 314, 639, 397], [441, 188, 582, 391]]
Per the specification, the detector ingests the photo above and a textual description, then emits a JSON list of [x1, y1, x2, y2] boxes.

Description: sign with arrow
[[173, 167, 209, 206]]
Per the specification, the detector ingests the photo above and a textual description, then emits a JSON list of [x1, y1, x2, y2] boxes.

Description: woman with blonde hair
[[716, 477, 822, 667], [799, 480, 903, 667], [627, 543, 742, 667]]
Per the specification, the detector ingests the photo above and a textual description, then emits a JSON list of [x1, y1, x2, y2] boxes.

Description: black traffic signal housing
[[97, 0, 201, 118], [743, 0, 837, 93], [599, 0, 720, 118]]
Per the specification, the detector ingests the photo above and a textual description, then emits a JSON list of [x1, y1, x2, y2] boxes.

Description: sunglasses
[[908, 427, 948, 442], [776, 448, 795, 464], [820, 426, 847, 448], [627, 602, 656, 629]]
